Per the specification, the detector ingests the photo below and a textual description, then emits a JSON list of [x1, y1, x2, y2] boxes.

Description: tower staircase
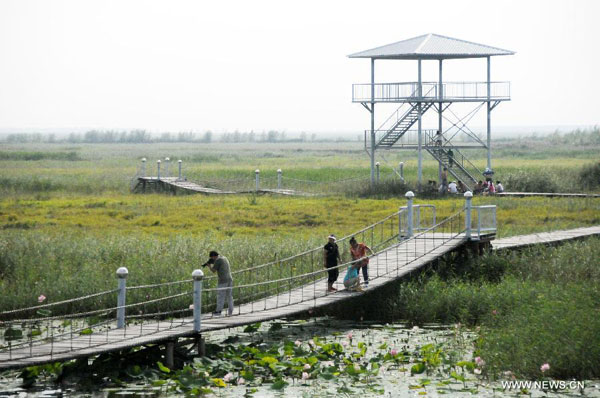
[[425, 132, 483, 191], [368, 86, 484, 191], [376, 102, 434, 148]]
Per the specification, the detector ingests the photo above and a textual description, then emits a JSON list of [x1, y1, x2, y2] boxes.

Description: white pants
[[216, 280, 234, 315]]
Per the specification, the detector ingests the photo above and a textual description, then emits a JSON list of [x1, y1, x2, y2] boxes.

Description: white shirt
[[448, 182, 458, 193]]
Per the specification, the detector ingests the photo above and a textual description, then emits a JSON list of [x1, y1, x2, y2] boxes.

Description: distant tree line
[[1, 129, 332, 144], [3, 130, 211, 144], [219, 130, 320, 143], [503, 126, 600, 146], [543, 127, 600, 145]]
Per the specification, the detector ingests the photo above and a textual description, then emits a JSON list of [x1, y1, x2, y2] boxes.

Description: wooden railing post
[[116, 267, 128, 329], [464, 191, 473, 240], [141, 158, 146, 177], [405, 191, 414, 238], [398, 162, 404, 182], [157, 160, 161, 180], [277, 169, 282, 189], [178, 160, 182, 180], [255, 169, 260, 191], [192, 269, 204, 332]]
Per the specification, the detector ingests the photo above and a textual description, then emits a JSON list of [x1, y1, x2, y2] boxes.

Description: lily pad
[[4, 328, 23, 341]]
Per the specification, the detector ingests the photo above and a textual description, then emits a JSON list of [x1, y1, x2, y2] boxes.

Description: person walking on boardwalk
[[447, 148, 454, 167], [203, 251, 234, 316], [349, 237, 373, 287], [323, 234, 341, 292]]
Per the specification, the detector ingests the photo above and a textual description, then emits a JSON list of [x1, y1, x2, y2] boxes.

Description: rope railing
[[195, 205, 467, 320], [0, 203, 417, 320], [1, 192, 497, 366], [193, 200, 444, 316], [126, 279, 193, 290], [0, 289, 119, 318], [228, 209, 404, 276], [0, 289, 196, 360], [133, 158, 398, 195], [1, 291, 191, 325], [0, 206, 429, 324], [0, 206, 397, 321], [156, 204, 407, 287], [138, 161, 396, 195]]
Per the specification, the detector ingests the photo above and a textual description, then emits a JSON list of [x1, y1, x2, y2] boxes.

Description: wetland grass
[[384, 237, 600, 379]]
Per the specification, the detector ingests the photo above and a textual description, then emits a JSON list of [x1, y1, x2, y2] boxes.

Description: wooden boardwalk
[[3, 225, 600, 370], [492, 225, 600, 251], [0, 232, 467, 370], [496, 192, 600, 198], [133, 177, 311, 196]]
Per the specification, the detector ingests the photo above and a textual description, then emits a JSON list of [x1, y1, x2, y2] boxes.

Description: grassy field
[[383, 237, 600, 379], [0, 136, 599, 383], [2, 194, 599, 238], [0, 138, 599, 313], [1, 194, 597, 311], [1, 137, 599, 196]]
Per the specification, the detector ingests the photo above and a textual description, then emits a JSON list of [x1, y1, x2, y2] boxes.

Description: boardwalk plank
[[136, 177, 311, 196], [493, 226, 600, 250]]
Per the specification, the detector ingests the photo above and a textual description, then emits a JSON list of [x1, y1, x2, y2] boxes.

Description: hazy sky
[[0, 0, 598, 134]]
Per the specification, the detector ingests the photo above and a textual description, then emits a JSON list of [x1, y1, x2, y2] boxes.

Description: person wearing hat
[[203, 251, 234, 316], [323, 234, 341, 292], [448, 181, 458, 194]]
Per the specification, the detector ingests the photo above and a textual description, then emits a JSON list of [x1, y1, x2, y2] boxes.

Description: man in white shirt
[[448, 181, 458, 194]]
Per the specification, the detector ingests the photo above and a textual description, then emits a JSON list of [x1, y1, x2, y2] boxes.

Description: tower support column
[[417, 59, 423, 187], [438, 59, 443, 183], [486, 56, 492, 170], [370, 58, 376, 186]]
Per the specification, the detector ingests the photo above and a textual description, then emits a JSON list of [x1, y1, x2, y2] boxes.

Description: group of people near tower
[[432, 131, 505, 195], [323, 234, 372, 293], [430, 167, 504, 195], [474, 179, 504, 195]]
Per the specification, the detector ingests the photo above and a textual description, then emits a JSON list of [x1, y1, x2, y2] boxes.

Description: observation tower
[[349, 34, 514, 189]]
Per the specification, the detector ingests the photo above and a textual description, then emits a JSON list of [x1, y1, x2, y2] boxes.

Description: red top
[[350, 243, 370, 266]]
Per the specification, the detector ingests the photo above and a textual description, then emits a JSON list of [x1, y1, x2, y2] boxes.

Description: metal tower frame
[[349, 34, 514, 188]]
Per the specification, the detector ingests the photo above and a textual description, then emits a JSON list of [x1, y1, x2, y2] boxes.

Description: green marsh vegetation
[[0, 134, 599, 312], [0, 195, 598, 314], [368, 237, 600, 379], [0, 130, 599, 387], [0, 127, 599, 196]]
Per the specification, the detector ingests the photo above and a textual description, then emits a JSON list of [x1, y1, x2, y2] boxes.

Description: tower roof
[[348, 34, 515, 60]]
